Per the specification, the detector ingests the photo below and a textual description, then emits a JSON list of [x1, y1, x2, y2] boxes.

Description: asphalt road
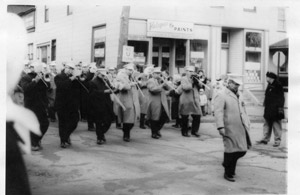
[[24, 120, 287, 195]]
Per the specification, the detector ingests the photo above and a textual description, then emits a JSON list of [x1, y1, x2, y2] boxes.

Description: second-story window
[[67, 5, 73, 15], [278, 8, 286, 32], [45, 6, 49, 22], [243, 7, 256, 13], [28, 43, 33, 60]]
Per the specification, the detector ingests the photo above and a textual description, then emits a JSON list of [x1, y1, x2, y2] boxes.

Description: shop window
[[23, 11, 35, 32], [28, 43, 33, 60], [246, 32, 262, 48], [67, 5, 73, 16], [175, 40, 186, 69], [222, 32, 229, 44], [190, 40, 208, 71], [51, 39, 56, 61], [92, 25, 106, 67], [128, 40, 148, 71], [45, 6, 49, 23]]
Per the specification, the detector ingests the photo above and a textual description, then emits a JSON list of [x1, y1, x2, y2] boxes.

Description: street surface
[[24, 117, 287, 195]]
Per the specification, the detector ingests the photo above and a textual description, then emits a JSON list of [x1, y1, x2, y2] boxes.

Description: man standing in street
[[19, 61, 50, 151], [257, 72, 285, 147], [147, 67, 171, 139], [54, 61, 81, 148], [214, 75, 252, 182], [89, 67, 115, 145]]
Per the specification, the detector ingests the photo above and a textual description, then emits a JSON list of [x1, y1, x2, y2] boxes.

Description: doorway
[[152, 38, 172, 71]]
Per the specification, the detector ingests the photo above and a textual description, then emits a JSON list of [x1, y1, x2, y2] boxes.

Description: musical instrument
[[72, 68, 89, 93], [130, 76, 145, 97], [190, 74, 211, 90]]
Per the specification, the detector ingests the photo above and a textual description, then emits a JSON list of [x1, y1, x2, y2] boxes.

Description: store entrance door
[[152, 38, 172, 71]]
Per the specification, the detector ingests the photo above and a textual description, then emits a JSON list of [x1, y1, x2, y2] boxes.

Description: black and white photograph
[[3, 1, 299, 194]]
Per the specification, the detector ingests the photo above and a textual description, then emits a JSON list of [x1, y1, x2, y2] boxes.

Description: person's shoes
[[97, 139, 105, 145], [273, 142, 280, 147], [60, 142, 67, 148], [123, 137, 130, 142], [191, 132, 200, 137], [66, 138, 71, 145], [151, 134, 160, 139], [140, 125, 146, 129], [256, 140, 268, 145], [31, 145, 40, 151], [88, 127, 95, 131], [224, 173, 235, 182], [157, 131, 162, 138], [182, 133, 190, 137]]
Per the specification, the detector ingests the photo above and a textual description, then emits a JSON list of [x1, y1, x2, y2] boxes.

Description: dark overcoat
[[263, 80, 285, 121], [89, 76, 114, 123]]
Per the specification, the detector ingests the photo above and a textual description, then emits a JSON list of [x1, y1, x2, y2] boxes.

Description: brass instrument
[[72, 68, 89, 93], [190, 74, 211, 90], [131, 76, 145, 97]]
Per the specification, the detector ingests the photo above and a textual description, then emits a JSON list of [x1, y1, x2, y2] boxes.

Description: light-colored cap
[[227, 74, 244, 85], [65, 61, 76, 69], [82, 62, 89, 67], [153, 67, 161, 73], [41, 62, 47, 68], [124, 63, 135, 70], [108, 66, 115, 70], [97, 67, 107, 75], [173, 74, 181, 82], [200, 88, 204, 92], [49, 61, 56, 66], [143, 66, 154, 75], [185, 66, 195, 72]]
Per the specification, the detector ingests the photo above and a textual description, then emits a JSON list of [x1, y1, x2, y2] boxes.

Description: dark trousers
[[140, 113, 146, 127], [95, 121, 111, 140], [57, 109, 79, 143], [150, 106, 169, 136], [223, 152, 246, 177], [181, 114, 201, 135], [30, 107, 49, 147], [123, 123, 134, 138], [48, 106, 56, 120]]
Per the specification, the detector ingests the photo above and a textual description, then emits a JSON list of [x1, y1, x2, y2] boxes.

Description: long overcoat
[[214, 88, 252, 153], [177, 76, 202, 115], [115, 72, 140, 124], [89, 76, 114, 123], [138, 79, 149, 114], [146, 78, 171, 121], [263, 80, 285, 121]]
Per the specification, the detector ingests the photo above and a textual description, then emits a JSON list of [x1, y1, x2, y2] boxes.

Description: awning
[[269, 38, 289, 50]]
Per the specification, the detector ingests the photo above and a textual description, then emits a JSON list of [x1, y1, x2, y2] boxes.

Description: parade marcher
[[177, 66, 202, 137], [89, 67, 115, 144], [214, 75, 252, 182], [137, 73, 149, 129], [19, 61, 51, 151], [147, 67, 171, 139], [47, 61, 58, 122], [115, 63, 140, 142], [198, 69, 207, 89], [257, 72, 285, 147], [79, 62, 90, 122], [169, 74, 182, 128], [54, 61, 81, 148]]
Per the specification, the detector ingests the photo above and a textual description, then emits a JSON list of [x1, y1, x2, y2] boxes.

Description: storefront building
[[10, 5, 287, 90]]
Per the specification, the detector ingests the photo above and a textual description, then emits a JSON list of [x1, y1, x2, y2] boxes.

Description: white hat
[[227, 74, 244, 85], [200, 88, 204, 92], [49, 61, 56, 66], [124, 63, 135, 70], [153, 67, 162, 73], [30, 61, 43, 73], [108, 67, 115, 71], [97, 67, 107, 75], [173, 74, 181, 82], [185, 66, 195, 72], [89, 62, 97, 73], [66, 61, 76, 69], [41, 62, 47, 68], [82, 62, 89, 68]]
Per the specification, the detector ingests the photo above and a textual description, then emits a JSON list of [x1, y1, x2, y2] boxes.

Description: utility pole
[[117, 6, 130, 69]]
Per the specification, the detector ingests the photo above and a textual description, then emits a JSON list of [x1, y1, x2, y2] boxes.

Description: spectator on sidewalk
[[199, 89, 208, 116], [214, 74, 252, 182], [256, 72, 285, 147]]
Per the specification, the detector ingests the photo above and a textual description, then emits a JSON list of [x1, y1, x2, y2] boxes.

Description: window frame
[[44, 6, 49, 23], [67, 5, 73, 16]]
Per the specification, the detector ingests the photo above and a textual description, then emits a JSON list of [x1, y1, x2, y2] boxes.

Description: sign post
[[122, 45, 134, 62]]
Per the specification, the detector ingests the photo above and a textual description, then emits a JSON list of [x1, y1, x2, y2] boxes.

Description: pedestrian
[[19, 61, 51, 151], [177, 66, 202, 137], [214, 74, 252, 182], [204, 78, 213, 115], [256, 72, 285, 147], [199, 89, 208, 116], [147, 67, 171, 139], [54, 61, 81, 148], [89, 67, 115, 145], [115, 63, 140, 142]]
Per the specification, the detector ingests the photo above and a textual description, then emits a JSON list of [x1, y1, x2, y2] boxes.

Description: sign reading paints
[[147, 19, 194, 39]]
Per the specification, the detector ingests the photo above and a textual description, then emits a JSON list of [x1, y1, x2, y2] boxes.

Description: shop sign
[[147, 19, 194, 39], [134, 52, 146, 64], [191, 51, 204, 59], [122, 45, 134, 62]]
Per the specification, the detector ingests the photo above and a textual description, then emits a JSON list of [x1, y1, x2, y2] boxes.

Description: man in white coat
[[214, 74, 252, 182]]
